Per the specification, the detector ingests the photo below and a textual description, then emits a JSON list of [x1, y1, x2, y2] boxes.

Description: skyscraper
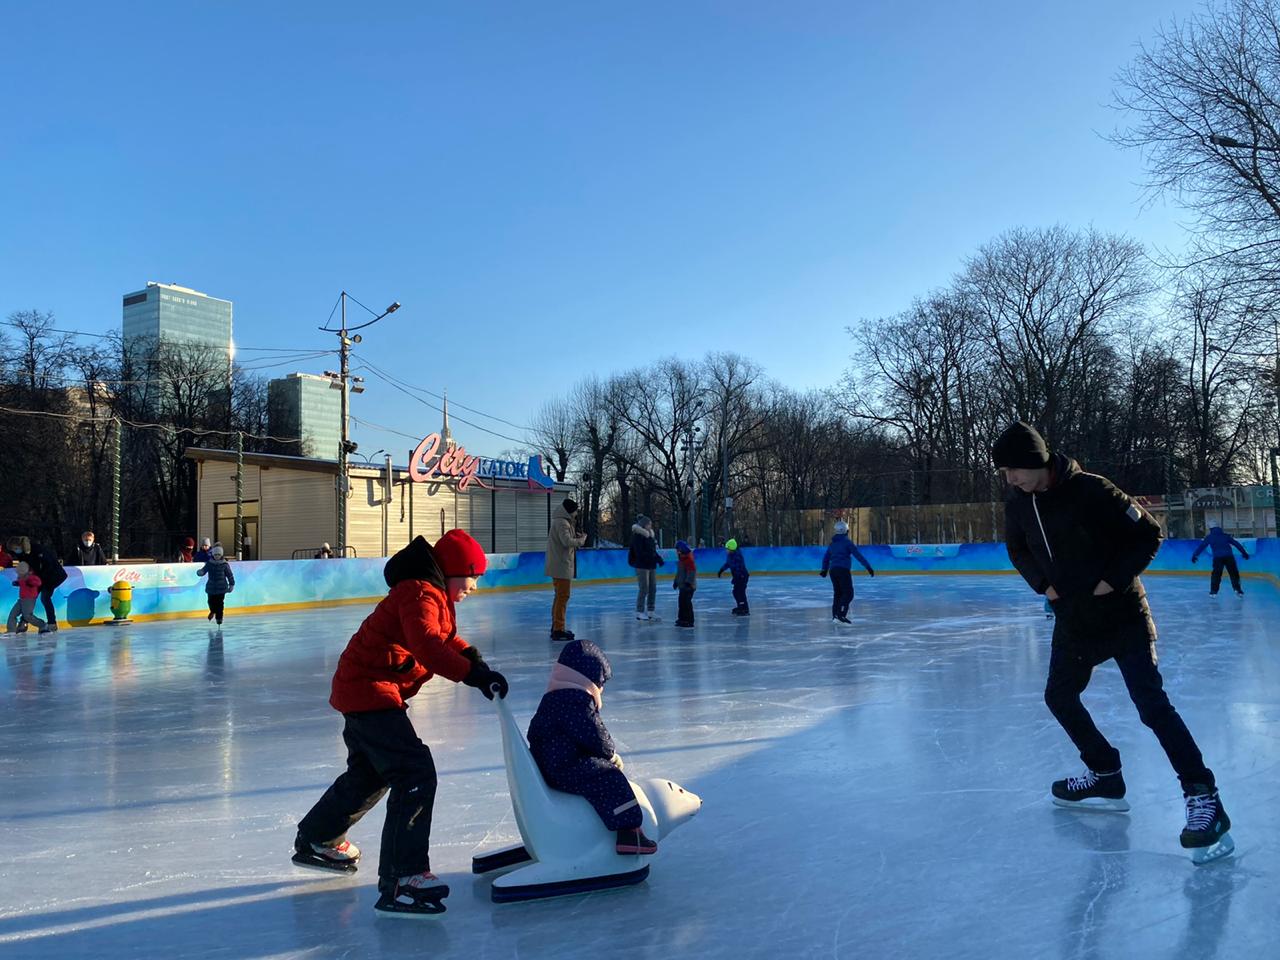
[[122, 281, 233, 356], [121, 282, 234, 415], [268, 373, 342, 460]]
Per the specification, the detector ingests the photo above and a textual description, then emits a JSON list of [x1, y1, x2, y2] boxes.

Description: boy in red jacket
[[293, 531, 509, 917]]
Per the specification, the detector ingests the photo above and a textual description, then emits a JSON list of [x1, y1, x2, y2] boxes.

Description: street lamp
[[320, 293, 401, 555], [1209, 133, 1280, 151]]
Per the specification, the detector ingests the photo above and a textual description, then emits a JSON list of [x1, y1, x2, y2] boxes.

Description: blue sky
[[1, 1, 1201, 459]]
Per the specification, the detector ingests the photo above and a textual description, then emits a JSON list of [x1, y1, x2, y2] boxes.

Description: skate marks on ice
[[1, 576, 1279, 958]]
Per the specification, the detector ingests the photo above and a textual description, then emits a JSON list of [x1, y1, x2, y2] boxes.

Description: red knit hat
[[433, 529, 487, 578]]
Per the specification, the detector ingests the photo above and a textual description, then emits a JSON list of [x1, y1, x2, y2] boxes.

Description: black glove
[[1191, 556, 1198, 564], [868, 569, 875, 578], [1243, 553, 1250, 560], [819, 569, 827, 578], [672, 581, 679, 590], [461, 647, 508, 700]]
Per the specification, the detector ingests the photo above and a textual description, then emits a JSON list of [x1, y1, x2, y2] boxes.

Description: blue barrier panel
[[2, 538, 1275, 626]]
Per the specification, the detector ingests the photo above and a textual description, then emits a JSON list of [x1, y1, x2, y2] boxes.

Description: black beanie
[[562, 498, 579, 514], [992, 421, 1051, 469]]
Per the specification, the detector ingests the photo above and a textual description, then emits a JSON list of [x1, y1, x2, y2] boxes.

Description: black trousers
[[677, 586, 694, 624], [298, 709, 438, 880], [829, 568, 854, 618], [39, 585, 57, 624], [1044, 640, 1214, 791], [1210, 556, 1242, 594], [207, 593, 225, 622], [731, 575, 749, 611]]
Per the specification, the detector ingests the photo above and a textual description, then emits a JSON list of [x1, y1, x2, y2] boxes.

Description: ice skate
[[647, 612, 660, 622], [374, 871, 449, 917], [1051, 769, 1129, 812], [615, 827, 658, 855], [837, 615, 852, 625], [549, 630, 573, 642], [675, 620, 694, 628], [635, 612, 646, 621], [1180, 786, 1234, 864], [291, 832, 361, 873]]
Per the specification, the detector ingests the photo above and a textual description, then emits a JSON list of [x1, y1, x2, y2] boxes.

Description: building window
[[214, 501, 260, 560], [123, 293, 148, 306]]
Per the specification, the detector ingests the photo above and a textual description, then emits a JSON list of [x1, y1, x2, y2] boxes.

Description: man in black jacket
[[71, 530, 108, 566], [994, 421, 1233, 863]]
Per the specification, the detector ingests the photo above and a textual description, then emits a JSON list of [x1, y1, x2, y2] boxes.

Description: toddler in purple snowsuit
[[526, 639, 658, 855]]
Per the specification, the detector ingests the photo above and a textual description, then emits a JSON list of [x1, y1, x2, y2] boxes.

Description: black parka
[[1005, 453, 1161, 651]]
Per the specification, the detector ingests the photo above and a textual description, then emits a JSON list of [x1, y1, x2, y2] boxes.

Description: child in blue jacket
[[820, 521, 874, 623], [717, 539, 749, 615], [1191, 526, 1249, 597], [527, 639, 658, 855], [197, 544, 236, 625]]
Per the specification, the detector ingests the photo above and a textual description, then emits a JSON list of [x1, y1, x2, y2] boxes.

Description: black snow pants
[[298, 708, 439, 880]]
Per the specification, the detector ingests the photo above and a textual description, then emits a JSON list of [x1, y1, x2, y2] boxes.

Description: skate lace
[[402, 871, 441, 889], [1066, 770, 1098, 792], [1185, 794, 1217, 831]]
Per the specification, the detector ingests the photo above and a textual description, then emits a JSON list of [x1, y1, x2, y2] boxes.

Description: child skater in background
[[1191, 526, 1249, 597], [673, 540, 696, 628], [197, 544, 235, 625], [294, 532, 509, 917], [7, 561, 49, 634], [820, 520, 874, 624], [717, 538, 749, 616], [527, 639, 658, 855]]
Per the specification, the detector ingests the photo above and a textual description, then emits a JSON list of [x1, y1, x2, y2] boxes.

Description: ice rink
[[1, 571, 1277, 959]]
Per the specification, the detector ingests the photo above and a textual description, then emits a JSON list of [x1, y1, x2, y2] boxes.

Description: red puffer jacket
[[330, 537, 476, 713]]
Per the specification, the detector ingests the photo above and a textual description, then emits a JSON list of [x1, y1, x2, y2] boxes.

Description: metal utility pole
[[720, 396, 731, 542], [323, 291, 400, 556], [111, 417, 122, 562], [235, 430, 244, 559]]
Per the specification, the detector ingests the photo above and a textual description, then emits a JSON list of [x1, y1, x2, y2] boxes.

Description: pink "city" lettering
[[410, 433, 490, 491], [112, 568, 142, 582]]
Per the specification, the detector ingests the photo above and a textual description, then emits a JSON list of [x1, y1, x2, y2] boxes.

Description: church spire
[[441, 388, 456, 451]]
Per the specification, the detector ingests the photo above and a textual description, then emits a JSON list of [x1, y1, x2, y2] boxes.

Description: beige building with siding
[[185, 449, 573, 560]]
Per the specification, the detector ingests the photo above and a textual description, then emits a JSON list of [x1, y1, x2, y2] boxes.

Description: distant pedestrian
[[1191, 526, 1249, 597], [315, 542, 334, 559], [194, 537, 213, 563], [71, 530, 108, 566], [197, 544, 235, 625], [177, 537, 196, 563], [820, 520, 873, 625], [628, 514, 664, 621], [545, 498, 586, 642]]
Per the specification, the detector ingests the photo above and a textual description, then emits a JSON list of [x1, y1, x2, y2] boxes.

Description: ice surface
[[1, 573, 1277, 959]]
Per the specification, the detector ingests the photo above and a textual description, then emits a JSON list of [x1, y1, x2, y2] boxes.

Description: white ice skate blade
[[1188, 831, 1235, 865], [1050, 794, 1130, 813]]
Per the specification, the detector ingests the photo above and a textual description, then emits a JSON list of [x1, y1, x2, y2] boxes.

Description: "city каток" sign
[[409, 433, 556, 491]]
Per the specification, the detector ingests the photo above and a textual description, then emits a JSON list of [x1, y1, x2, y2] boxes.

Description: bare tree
[[1114, 0, 1280, 279], [530, 398, 581, 482]]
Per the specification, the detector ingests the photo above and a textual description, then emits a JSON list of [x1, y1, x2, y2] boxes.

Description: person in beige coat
[[546, 498, 586, 641]]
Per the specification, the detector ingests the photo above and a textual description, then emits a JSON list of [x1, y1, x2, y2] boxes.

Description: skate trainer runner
[[994, 421, 1233, 863]]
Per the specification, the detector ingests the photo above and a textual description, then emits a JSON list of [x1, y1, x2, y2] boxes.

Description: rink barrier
[[3, 538, 1275, 626]]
